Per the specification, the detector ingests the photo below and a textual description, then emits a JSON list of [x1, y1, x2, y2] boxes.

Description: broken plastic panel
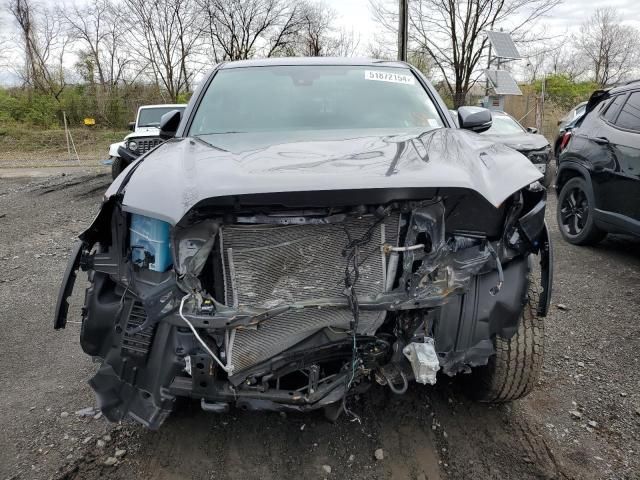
[[403, 339, 440, 385]]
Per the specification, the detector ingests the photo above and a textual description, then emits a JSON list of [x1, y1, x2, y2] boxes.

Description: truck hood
[[480, 132, 550, 152], [124, 127, 161, 140], [109, 128, 543, 225]]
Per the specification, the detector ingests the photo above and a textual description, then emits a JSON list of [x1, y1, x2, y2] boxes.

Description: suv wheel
[[466, 275, 543, 402], [556, 177, 606, 245], [111, 156, 126, 180]]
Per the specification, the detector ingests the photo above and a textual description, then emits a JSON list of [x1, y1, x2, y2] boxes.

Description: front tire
[[467, 279, 544, 402], [111, 156, 126, 180], [556, 177, 606, 245]]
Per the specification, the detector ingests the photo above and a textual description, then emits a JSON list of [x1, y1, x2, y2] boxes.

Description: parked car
[[55, 58, 552, 429], [108, 104, 186, 179], [556, 82, 640, 245], [554, 101, 587, 159], [557, 101, 587, 131], [451, 110, 552, 187], [479, 111, 553, 187]]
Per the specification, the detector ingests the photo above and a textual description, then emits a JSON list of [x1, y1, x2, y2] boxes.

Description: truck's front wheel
[[111, 156, 126, 180], [467, 281, 544, 402]]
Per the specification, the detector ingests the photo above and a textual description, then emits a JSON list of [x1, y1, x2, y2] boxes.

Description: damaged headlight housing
[[526, 146, 550, 164], [129, 214, 172, 272]]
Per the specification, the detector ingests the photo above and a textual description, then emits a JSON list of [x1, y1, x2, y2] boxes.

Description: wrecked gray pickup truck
[[54, 58, 552, 429]]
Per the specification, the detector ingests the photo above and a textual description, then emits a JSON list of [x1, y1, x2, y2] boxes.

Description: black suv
[[556, 82, 640, 245]]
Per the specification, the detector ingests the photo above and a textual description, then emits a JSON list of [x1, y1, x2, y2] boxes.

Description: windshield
[[189, 65, 445, 135], [138, 107, 185, 128], [483, 114, 525, 135]]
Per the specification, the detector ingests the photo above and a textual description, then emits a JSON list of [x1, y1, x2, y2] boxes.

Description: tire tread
[[472, 277, 544, 403]]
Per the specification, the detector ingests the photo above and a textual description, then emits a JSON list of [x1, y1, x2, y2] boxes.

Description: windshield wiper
[[191, 135, 229, 152]]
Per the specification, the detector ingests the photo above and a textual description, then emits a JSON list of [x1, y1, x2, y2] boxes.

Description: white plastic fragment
[[403, 338, 440, 385], [184, 355, 192, 375]]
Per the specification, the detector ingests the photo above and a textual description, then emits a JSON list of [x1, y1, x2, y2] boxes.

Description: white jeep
[[109, 104, 187, 179]]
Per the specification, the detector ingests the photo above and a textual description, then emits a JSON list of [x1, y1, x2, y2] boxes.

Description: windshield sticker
[[365, 70, 415, 85]]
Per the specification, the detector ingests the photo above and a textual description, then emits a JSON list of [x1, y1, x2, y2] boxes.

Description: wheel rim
[[560, 186, 589, 237]]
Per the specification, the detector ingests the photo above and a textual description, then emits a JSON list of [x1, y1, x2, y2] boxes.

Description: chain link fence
[[0, 127, 128, 168], [504, 95, 567, 144]]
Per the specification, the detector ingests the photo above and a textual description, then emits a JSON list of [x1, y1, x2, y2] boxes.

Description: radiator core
[[219, 214, 400, 372]]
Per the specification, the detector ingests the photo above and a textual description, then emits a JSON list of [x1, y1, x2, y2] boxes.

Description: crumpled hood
[[481, 132, 550, 152], [109, 128, 543, 225]]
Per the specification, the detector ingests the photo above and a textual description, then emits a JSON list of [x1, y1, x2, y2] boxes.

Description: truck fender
[[109, 141, 125, 157]]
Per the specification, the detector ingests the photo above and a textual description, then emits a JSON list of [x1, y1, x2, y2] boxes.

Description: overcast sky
[[326, 0, 640, 49]]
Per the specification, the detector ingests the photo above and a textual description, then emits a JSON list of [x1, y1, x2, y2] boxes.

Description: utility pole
[[397, 0, 408, 61]]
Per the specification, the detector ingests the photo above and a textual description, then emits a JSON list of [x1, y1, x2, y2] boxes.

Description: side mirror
[[159, 110, 182, 140], [128, 121, 136, 131], [457, 106, 492, 133], [527, 127, 538, 134]]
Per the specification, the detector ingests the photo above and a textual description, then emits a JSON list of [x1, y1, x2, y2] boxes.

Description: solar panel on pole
[[486, 31, 521, 59], [484, 69, 522, 96]]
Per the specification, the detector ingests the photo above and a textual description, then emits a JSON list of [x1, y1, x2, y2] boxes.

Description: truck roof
[[138, 104, 187, 110], [219, 57, 409, 69]]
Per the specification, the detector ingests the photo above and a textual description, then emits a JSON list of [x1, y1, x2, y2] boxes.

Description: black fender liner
[[537, 222, 553, 317], [434, 255, 530, 376], [53, 241, 84, 329]]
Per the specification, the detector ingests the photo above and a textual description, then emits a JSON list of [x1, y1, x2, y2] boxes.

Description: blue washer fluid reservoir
[[129, 214, 172, 272]]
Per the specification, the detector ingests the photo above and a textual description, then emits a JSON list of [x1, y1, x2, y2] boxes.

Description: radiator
[[220, 214, 400, 372]]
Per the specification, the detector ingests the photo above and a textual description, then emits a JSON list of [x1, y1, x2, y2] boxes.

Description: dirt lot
[[1, 171, 639, 480]]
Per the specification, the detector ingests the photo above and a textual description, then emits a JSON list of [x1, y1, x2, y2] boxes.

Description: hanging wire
[[340, 216, 386, 421]]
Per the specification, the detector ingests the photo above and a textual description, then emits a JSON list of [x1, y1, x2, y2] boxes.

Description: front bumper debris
[[54, 186, 551, 429]]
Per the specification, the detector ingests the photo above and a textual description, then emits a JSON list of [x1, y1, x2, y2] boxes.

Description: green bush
[[533, 75, 598, 111], [0, 83, 174, 129]]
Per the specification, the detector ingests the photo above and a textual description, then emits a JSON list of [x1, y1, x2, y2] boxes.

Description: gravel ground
[[0, 172, 639, 480]]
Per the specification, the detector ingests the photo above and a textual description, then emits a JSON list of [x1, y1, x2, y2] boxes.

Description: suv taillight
[[559, 131, 572, 152]]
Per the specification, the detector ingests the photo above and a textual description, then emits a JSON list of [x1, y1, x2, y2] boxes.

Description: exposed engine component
[[403, 339, 440, 385]]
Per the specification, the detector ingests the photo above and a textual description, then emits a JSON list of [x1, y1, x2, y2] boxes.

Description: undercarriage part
[[403, 339, 439, 385], [377, 364, 409, 394]]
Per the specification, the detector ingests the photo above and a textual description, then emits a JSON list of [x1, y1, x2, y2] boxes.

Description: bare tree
[[330, 28, 360, 57], [0, 15, 10, 65], [547, 42, 588, 81], [293, 2, 360, 57], [579, 8, 640, 87], [295, 1, 335, 56], [370, 0, 561, 107], [123, 0, 200, 102], [8, 0, 70, 101], [59, 0, 132, 89], [198, 0, 304, 61]]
